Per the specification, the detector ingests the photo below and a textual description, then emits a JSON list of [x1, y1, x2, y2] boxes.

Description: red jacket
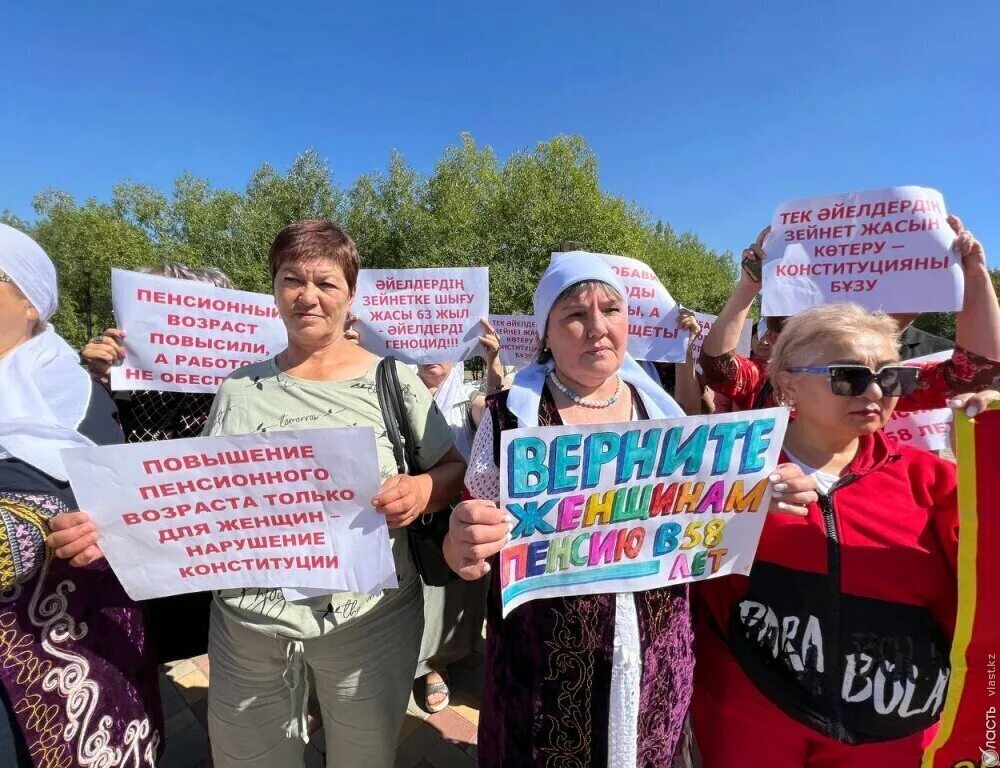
[[696, 429, 958, 744]]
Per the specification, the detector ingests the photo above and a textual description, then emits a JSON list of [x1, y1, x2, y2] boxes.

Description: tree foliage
[[7, 135, 735, 349], [913, 269, 1000, 340]]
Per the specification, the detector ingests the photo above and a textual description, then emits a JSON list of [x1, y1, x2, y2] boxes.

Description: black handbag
[[375, 357, 457, 587]]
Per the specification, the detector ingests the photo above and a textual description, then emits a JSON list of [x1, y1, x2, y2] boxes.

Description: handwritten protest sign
[[110, 269, 287, 394], [353, 267, 489, 365], [498, 408, 789, 616], [923, 406, 1000, 768], [62, 428, 394, 601], [552, 252, 687, 363], [884, 352, 954, 453], [489, 314, 539, 368], [762, 187, 962, 316], [689, 310, 752, 362]]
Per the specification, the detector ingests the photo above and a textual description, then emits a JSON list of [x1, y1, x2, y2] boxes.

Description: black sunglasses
[[786, 364, 919, 397]]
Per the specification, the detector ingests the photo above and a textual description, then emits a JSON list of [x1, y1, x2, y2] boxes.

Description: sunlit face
[[417, 362, 453, 390], [545, 283, 628, 387], [0, 277, 38, 358], [273, 258, 353, 349], [778, 332, 901, 442]]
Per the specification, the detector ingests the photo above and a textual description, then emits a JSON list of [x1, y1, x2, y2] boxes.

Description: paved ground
[[158, 649, 483, 768]]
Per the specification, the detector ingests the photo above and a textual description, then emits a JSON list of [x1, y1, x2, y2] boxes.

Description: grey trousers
[[415, 575, 488, 678], [207, 585, 423, 768]]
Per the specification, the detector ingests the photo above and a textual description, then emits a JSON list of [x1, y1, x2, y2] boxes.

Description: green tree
[[10, 137, 736, 349]]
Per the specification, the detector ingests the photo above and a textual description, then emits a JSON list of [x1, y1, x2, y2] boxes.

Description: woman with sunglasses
[[699, 216, 1000, 413], [693, 303, 962, 766]]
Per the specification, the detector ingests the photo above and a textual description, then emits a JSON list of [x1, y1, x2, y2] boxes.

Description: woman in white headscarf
[[0, 223, 163, 767], [444, 252, 818, 767]]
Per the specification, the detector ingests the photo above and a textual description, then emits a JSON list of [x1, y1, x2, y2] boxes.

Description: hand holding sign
[[676, 308, 701, 359], [444, 499, 510, 581], [767, 463, 817, 516], [81, 327, 127, 381], [495, 409, 793, 616], [740, 227, 770, 285], [60, 428, 394, 600], [48, 511, 104, 567], [762, 186, 961, 316], [478, 318, 502, 364], [372, 473, 430, 528], [949, 215, 986, 270]]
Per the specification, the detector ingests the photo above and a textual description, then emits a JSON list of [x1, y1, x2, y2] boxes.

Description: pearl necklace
[[548, 370, 623, 409]]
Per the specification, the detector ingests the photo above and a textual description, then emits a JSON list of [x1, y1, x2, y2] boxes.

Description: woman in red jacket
[[694, 302, 960, 767]]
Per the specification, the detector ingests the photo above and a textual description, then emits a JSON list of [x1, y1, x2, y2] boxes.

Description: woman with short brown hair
[[200, 220, 466, 768]]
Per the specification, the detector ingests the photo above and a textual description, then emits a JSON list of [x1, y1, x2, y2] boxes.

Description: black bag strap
[[375, 357, 420, 476], [375, 358, 407, 475], [376, 357, 441, 533]]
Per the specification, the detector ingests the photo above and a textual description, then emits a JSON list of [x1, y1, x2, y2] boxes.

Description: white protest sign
[[109, 270, 287, 394], [552, 252, 687, 362], [62, 428, 394, 601], [884, 351, 954, 452], [489, 314, 539, 368], [353, 268, 489, 365], [498, 408, 790, 616], [689, 310, 752, 362], [762, 186, 961, 316]]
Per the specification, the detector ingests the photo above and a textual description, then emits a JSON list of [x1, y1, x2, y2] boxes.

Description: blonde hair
[[140, 261, 234, 289], [769, 303, 901, 401]]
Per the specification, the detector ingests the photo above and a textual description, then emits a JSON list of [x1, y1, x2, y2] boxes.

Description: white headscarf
[[0, 225, 94, 481], [430, 361, 478, 459], [431, 361, 469, 416], [0, 223, 58, 321], [507, 251, 684, 427]]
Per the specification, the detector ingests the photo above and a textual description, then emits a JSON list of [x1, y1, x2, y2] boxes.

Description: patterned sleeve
[[464, 411, 501, 503], [396, 364, 457, 472], [899, 346, 1000, 411], [0, 492, 67, 591], [699, 350, 767, 410]]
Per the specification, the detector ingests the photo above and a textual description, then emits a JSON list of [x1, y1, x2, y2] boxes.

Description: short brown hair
[[267, 220, 360, 292]]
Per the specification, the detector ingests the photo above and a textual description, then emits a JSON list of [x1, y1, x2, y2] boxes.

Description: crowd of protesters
[[1, 212, 997, 767]]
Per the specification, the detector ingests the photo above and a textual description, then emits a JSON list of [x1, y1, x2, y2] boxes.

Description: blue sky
[[4, 1, 999, 266]]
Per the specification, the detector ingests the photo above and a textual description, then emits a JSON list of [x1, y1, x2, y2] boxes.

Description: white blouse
[[466, 414, 641, 768]]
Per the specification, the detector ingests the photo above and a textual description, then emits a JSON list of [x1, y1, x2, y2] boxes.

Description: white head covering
[[428, 361, 478, 460], [507, 251, 684, 427], [0, 225, 94, 481], [0, 223, 58, 321], [431, 361, 469, 416]]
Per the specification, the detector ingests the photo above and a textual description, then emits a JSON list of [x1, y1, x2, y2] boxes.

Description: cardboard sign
[[762, 187, 962, 316], [110, 269, 288, 394], [689, 310, 752, 361], [489, 314, 539, 368], [353, 267, 489, 364], [885, 352, 955, 453], [497, 408, 790, 616], [62, 428, 394, 601]]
